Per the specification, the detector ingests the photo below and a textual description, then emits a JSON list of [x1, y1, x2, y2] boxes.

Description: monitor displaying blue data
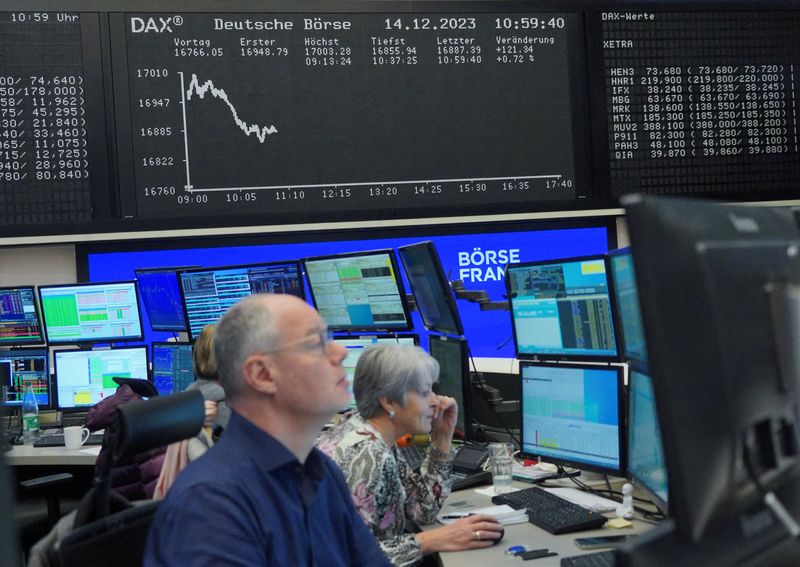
[[38, 282, 144, 345], [608, 249, 648, 363], [54, 347, 149, 409], [507, 255, 619, 361], [519, 362, 624, 476], [0, 287, 44, 346], [339, 335, 417, 408], [151, 342, 195, 396], [135, 267, 195, 332], [0, 348, 50, 408], [628, 367, 668, 513], [303, 249, 411, 332], [178, 261, 304, 341]]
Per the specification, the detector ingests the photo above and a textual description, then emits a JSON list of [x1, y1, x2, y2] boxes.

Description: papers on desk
[[437, 504, 528, 525], [542, 487, 619, 513], [512, 462, 559, 483], [80, 446, 102, 456]]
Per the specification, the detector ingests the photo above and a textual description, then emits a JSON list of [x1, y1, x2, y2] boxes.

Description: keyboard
[[33, 432, 105, 448], [560, 551, 616, 567], [492, 486, 608, 534]]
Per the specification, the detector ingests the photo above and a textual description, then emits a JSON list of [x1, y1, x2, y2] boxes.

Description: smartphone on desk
[[574, 535, 637, 549]]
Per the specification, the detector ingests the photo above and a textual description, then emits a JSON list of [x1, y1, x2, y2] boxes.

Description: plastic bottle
[[22, 383, 40, 444]]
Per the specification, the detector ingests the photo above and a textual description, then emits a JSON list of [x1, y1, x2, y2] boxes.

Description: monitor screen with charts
[[627, 366, 668, 514], [178, 261, 304, 341], [151, 342, 195, 396], [0, 348, 50, 408], [398, 241, 464, 336], [428, 335, 471, 438], [338, 335, 417, 409], [506, 255, 619, 361], [0, 287, 44, 347], [519, 361, 624, 476], [303, 249, 412, 332], [135, 267, 196, 332], [54, 347, 149, 409], [38, 282, 144, 345]]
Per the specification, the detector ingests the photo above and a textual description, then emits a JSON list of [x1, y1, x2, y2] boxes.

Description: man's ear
[[242, 353, 279, 395]]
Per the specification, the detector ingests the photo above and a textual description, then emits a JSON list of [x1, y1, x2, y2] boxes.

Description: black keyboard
[[492, 486, 607, 534], [560, 551, 616, 567], [33, 432, 105, 448]]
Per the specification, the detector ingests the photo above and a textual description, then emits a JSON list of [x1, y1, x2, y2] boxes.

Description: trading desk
[[5, 444, 99, 467], [432, 481, 657, 567]]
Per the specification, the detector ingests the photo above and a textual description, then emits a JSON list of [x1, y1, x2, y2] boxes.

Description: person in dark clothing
[[84, 379, 166, 501]]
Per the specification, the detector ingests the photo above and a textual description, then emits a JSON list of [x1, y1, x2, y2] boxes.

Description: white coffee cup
[[63, 426, 91, 450]]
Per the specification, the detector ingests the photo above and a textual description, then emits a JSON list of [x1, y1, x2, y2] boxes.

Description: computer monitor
[[178, 261, 304, 341], [151, 342, 194, 396], [428, 335, 471, 439], [618, 195, 800, 564], [0, 286, 44, 346], [38, 281, 144, 345], [337, 335, 417, 409], [627, 365, 667, 515], [302, 249, 412, 332], [506, 255, 620, 361], [0, 348, 50, 408], [519, 361, 625, 476], [607, 248, 648, 363], [54, 346, 149, 409], [134, 266, 197, 332], [398, 241, 464, 336]]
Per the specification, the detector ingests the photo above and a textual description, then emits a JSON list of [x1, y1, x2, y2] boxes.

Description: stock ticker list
[[125, 13, 583, 219], [0, 12, 92, 225], [603, 11, 800, 199]]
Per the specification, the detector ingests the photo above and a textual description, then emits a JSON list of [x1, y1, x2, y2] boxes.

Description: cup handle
[[80, 428, 91, 447]]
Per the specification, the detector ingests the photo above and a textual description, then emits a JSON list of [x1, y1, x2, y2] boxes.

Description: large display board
[[3, 1, 799, 238]]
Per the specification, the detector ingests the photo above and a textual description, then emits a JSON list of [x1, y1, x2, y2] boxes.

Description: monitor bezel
[[37, 280, 145, 345], [134, 266, 198, 332], [0, 347, 52, 409], [626, 361, 668, 516], [398, 241, 464, 336], [53, 345, 150, 411], [0, 286, 45, 347], [506, 253, 622, 362], [428, 334, 473, 441], [150, 340, 195, 396], [518, 360, 626, 477], [302, 248, 413, 333], [177, 260, 304, 341]]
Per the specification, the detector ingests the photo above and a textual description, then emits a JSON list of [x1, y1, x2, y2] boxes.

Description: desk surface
[[433, 481, 657, 567], [5, 444, 99, 466]]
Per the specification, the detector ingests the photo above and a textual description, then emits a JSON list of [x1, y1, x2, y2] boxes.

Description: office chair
[[48, 390, 205, 567]]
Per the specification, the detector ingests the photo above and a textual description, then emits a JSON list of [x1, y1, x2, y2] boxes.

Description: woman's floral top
[[317, 412, 453, 566]]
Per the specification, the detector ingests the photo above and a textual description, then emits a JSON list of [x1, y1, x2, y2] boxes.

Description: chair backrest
[[53, 390, 205, 567]]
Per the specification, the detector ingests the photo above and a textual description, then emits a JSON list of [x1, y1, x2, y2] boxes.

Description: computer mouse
[[492, 527, 505, 546]]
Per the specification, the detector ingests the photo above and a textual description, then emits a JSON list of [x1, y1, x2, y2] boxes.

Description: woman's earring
[[388, 410, 396, 419]]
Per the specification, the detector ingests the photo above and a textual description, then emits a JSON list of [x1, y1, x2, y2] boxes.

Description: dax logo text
[[131, 17, 174, 33]]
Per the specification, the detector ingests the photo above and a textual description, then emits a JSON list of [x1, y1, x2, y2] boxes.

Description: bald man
[[145, 294, 391, 566]]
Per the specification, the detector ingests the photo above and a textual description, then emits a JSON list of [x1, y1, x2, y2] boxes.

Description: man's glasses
[[263, 328, 333, 355]]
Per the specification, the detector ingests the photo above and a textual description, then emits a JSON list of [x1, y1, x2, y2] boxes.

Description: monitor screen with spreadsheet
[[151, 342, 195, 396], [135, 267, 197, 332], [0, 348, 50, 408], [54, 347, 149, 409], [519, 361, 624, 476], [178, 261, 304, 341], [0, 287, 44, 347], [303, 249, 412, 332], [338, 335, 417, 409], [38, 281, 144, 345]]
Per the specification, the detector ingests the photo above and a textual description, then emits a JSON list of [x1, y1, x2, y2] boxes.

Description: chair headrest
[[112, 390, 205, 462]]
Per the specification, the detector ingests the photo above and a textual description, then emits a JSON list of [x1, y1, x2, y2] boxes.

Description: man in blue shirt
[[145, 294, 391, 566]]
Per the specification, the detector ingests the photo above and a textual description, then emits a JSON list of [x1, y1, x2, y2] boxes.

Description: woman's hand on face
[[417, 514, 503, 553], [431, 395, 458, 438], [203, 400, 218, 428]]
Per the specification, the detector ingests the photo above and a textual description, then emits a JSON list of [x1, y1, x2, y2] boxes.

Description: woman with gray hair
[[317, 344, 503, 566]]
